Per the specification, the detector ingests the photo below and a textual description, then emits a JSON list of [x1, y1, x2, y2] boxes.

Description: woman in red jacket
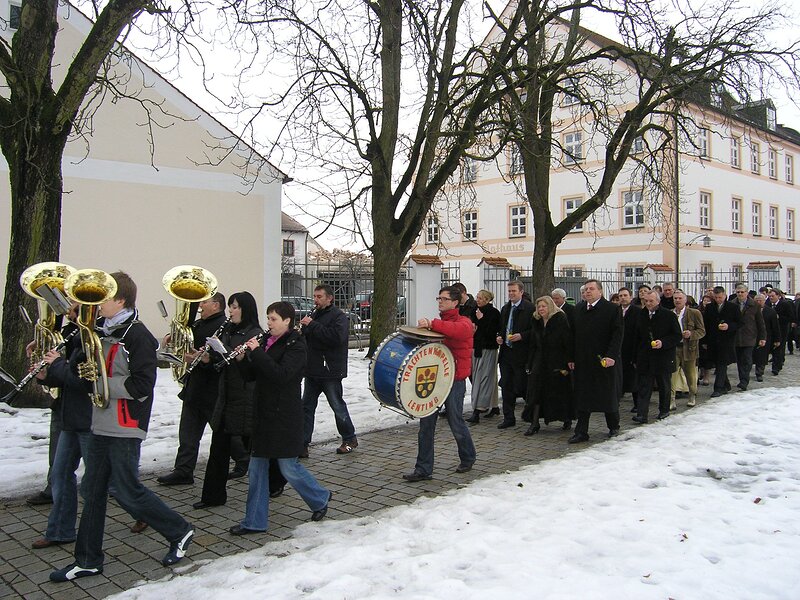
[[402, 286, 477, 482]]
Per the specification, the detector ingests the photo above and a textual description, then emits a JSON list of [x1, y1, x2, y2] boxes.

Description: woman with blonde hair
[[523, 295, 573, 435], [465, 289, 501, 424]]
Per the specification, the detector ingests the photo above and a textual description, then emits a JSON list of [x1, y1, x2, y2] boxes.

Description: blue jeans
[[303, 377, 356, 445], [45, 430, 91, 542], [414, 380, 476, 477], [75, 435, 190, 568], [240, 457, 330, 531]]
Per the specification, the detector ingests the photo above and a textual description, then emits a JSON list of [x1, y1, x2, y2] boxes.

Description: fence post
[[407, 255, 443, 325]]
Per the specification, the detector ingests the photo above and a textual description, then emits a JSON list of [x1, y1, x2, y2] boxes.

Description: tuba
[[20, 262, 76, 399], [162, 265, 218, 383], [64, 269, 118, 408]]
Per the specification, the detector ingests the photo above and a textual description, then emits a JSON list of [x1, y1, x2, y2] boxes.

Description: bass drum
[[369, 331, 455, 418]]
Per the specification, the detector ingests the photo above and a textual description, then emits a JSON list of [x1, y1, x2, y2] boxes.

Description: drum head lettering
[[398, 343, 454, 417]]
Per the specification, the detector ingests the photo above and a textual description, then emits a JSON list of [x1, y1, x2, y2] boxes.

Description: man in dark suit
[[617, 287, 641, 411], [632, 291, 682, 423], [568, 279, 623, 442], [495, 280, 534, 429], [550, 288, 575, 331], [754, 293, 780, 382], [768, 288, 795, 375], [703, 286, 742, 398], [733, 284, 766, 391]]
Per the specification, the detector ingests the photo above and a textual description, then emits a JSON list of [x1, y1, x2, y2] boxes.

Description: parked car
[[281, 296, 315, 323], [351, 292, 406, 322]]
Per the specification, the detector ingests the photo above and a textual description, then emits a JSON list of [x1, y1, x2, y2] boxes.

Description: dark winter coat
[[572, 298, 623, 413], [633, 306, 682, 375], [497, 299, 534, 367], [38, 322, 93, 432], [430, 308, 474, 381], [245, 329, 307, 458], [771, 297, 795, 343], [734, 298, 766, 348], [702, 301, 742, 366], [302, 304, 349, 379], [179, 311, 228, 407], [620, 304, 642, 393], [210, 322, 262, 436], [471, 302, 501, 357], [526, 311, 573, 422]]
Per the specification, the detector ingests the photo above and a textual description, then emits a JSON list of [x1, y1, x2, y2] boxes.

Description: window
[[462, 157, 477, 183], [699, 192, 711, 229], [731, 197, 741, 233], [732, 264, 743, 281], [462, 210, 478, 240], [564, 197, 584, 232], [632, 136, 645, 154], [769, 206, 779, 238], [282, 239, 295, 257], [767, 106, 777, 131], [787, 209, 795, 241], [9, 2, 21, 30], [509, 205, 527, 237], [769, 149, 777, 179], [623, 266, 645, 290], [700, 262, 713, 287], [787, 155, 795, 184], [623, 190, 644, 227], [562, 77, 580, 106], [730, 137, 741, 168], [561, 267, 583, 278], [752, 202, 761, 236], [509, 145, 524, 175], [788, 267, 796, 294], [564, 131, 583, 164], [751, 142, 761, 174], [426, 214, 439, 244], [698, 128, 710, 159]]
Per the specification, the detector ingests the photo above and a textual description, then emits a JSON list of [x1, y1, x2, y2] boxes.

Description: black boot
[[524, 423, 540, 436], [465, 411, 481, 424]]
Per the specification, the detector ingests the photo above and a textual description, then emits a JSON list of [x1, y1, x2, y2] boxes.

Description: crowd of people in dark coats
[[463, 278, 797, 442]]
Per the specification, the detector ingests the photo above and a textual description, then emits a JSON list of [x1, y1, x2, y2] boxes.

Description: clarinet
[[177, 317, 231, 385], [214, 332, 265, 371], [1, 328, 79, 404], [298, 308, 317, 331]]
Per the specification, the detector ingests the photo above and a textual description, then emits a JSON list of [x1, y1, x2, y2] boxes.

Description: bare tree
[[218, 0, 589, 353], [0, 0, 196, 404], [483, 0, 800, 298]]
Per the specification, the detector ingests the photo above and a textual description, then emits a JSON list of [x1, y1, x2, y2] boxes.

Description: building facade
[[411, 19, 800, 298], [0, 2, 286, 335]]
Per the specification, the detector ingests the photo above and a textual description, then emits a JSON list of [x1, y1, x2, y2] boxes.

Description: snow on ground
[[0, 350, 409, 498], [107, 387, 800, 600]]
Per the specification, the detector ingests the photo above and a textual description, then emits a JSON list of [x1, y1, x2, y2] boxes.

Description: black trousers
[[499, 359, 528, 423], [735, 346, 754, 388], [636, 371, 671, 419], [173, 400, 216, 477], [575, 410, 619, 435], [772, 336, 787, 373], [713, 358, 732, 393], [201, 431, 251, 505]]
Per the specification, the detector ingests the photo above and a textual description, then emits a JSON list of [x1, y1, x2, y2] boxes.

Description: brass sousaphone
[[64, 269, 118, 408], [19, 262, 76, 399], [162, 265, 218, 383]]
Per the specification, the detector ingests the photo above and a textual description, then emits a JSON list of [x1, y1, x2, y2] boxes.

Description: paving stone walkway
[[2, 359, 799, 599]]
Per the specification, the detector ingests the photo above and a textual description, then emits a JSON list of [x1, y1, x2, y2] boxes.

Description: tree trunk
[[367, 229, 404, 358], [530, 231, 558, 301], [0, 136, 64, 407]]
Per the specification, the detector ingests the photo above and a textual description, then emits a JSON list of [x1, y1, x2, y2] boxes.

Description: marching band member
[[403, 286, 476, 481], [230, 301, 331, 535], [51, 272, 194, 582], [157, 292, 228, 486]]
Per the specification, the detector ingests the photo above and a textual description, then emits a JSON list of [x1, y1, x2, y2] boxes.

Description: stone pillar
[[406, 255, 443, 325]]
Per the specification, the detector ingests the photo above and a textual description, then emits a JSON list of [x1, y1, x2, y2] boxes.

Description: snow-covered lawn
[[108, 387, 800, 599]]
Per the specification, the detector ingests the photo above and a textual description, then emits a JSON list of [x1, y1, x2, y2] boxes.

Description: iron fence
[[281, 258, 410, 342]]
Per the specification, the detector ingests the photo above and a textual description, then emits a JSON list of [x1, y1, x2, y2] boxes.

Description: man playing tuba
[[50, 271, 195, 582]]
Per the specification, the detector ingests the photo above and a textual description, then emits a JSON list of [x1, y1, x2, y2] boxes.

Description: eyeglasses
[[436, 296, 456, 301]]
